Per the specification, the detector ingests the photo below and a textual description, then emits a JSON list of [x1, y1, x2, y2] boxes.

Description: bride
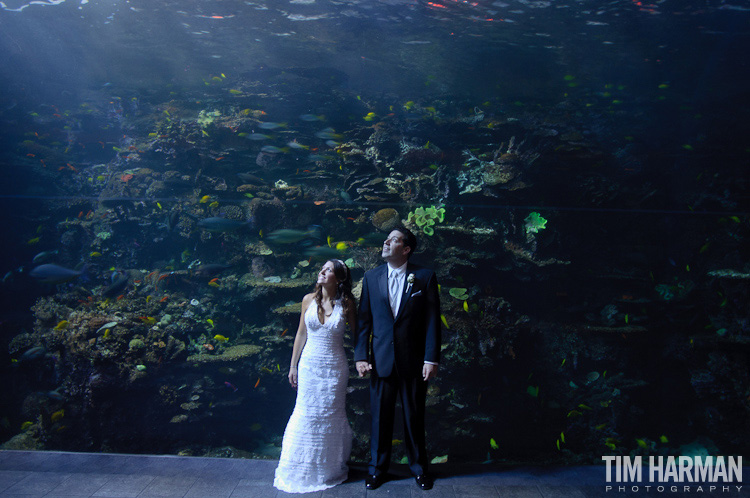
[[273, 259, 356, 493]]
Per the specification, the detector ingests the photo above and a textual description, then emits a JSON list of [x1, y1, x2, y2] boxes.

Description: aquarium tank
[[0, 0, 747, 466]]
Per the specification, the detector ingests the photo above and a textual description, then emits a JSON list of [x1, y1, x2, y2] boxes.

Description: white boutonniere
[[406, 273, 416, 294]]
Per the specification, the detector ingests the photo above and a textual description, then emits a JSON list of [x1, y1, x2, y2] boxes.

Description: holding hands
[[356, 361, 372, 377]]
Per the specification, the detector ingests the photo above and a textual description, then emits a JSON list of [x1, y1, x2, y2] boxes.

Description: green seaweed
[[448, 288, 469, 300], [407, 205, 446, 236], [524, 212, 548, 234]]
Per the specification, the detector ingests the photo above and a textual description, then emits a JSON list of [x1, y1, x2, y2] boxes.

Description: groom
[[355, 225, 441, 491]]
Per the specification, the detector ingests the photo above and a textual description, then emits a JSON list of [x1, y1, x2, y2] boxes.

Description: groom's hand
[[356, 361, 372, 377], [423, 363, 438, 381]]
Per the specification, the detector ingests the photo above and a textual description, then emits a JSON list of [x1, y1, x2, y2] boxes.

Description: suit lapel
[[394, 263, 414, 321], [377, 264, 391, 317]]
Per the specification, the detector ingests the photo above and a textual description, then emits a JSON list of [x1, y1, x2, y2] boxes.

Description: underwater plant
[[407, 205, 446, 236], [524, 212, 548, 234], [448, 288, 469, 300]]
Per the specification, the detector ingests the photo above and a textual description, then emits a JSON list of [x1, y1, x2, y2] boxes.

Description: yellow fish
[[53, 320, 69, 330], [490, 438, 499, 450], [335, 242, 347, 251], [404, 101, 415, 110], [392, 439, 403, 446], [214, 334, 228, 342], [229, 89, 242, 95], [207, 319, 215, 328], [659, 435, 669, 443], [156, 202, 162, 210], [21, 421, 33, 430], [51, 409, 64, 422], [363, 112, 377, 121], [556, 439, 560, 450], [209, 201, 219, 208], [27, 237, 40, 245], [208, 281, 220, 288], [560, 432, 565, 443], [440, 314, 449, 329], [327, 235, 332, 247], [202, 130, 210, 137], [103, 329, 110, 338], [90, 251, 102, 258], [636, 438, 648, 449], [463, 301, 469, 312], [140, 317, 156, 325], [244, 193, 254, 198], [146, 295, 152, 303], [199, 195, 211, 203]]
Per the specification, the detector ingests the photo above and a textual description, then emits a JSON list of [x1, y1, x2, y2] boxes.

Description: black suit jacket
[[355, 263, 441, 378]]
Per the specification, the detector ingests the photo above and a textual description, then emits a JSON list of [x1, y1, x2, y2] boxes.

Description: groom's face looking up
[[382, 230, 410, 266]]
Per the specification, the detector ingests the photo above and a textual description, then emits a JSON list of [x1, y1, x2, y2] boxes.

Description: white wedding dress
[[273, 299, 353, 493]]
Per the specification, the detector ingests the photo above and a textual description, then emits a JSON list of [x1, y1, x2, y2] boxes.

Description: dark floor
[[0, 451, 744, 498]]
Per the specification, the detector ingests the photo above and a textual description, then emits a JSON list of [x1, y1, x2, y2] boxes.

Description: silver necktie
[[389, 272, 399, 315]]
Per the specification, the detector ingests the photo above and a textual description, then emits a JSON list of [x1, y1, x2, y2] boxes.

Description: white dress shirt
[[387, 262, 438, 366], [387, 261, 407, 316]]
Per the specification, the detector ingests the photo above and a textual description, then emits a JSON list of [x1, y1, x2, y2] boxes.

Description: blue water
[[0, 0, 748, 464]]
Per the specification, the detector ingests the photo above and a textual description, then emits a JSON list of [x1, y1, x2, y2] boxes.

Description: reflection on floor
[[0, 450, 717, 497]]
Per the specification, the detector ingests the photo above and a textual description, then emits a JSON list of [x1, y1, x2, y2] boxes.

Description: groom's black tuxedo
[[355, 262, 441, 476]]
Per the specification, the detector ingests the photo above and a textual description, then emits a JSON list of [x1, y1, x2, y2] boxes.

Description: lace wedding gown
[[273, 299, 353, 493]]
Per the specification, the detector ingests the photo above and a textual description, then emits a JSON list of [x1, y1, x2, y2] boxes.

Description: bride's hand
[[288, 366, 298, 389]]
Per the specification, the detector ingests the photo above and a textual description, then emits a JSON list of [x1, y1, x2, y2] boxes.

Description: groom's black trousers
[[369, 370, 428, 477]]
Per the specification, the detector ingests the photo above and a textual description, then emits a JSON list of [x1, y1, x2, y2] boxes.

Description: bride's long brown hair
[[314, 259, 355, 324]]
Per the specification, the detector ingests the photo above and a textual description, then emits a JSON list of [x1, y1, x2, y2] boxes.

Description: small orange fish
[[280, 328, 288, 337], [77, 211, 84, 218], [159, 296, 169, 303], [313, 200, 326, 206], [254, 378, 260, 388], [215, 157, 225, 161], [209, 277, 219, 284], [157, 273, 169, 282], [116, 294, 125, 301], [26, 153, 35, 157]]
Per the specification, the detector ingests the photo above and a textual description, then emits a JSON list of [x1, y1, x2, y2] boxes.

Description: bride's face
[[317, 261, 338, 287]]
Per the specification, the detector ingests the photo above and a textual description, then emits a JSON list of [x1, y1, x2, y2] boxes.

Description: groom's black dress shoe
[[366, 474, 386, 490], [415, 474, 434, 490]]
